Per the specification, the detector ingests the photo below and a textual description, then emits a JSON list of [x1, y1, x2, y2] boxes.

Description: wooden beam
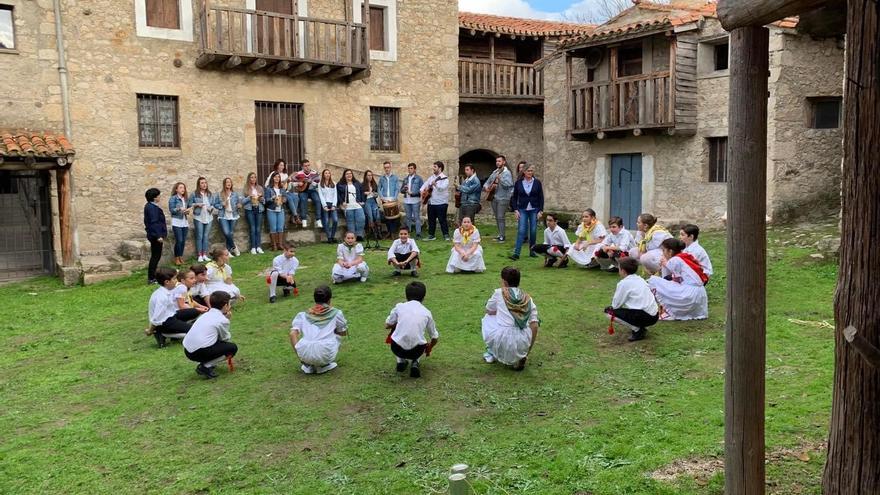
[[797, 2, 847, 37], [222, 55, 242, 70], [308, 64, 331, 77], [716, 0, 828, 30], [194, 53, 216, 68], [57, 167, 73, 266], [247, 58, 268, 72], [327, 66, 353, 79], [348, 68, 371, 82], [270, 60, 292, 73], [288, 62, 313, 76], [725, 25, 769, 495]]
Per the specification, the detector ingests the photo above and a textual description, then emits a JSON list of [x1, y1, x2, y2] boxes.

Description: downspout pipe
[[53, 0, 79, 266]]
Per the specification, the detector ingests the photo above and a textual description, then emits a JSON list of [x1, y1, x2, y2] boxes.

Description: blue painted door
[[610, 154, 642, 229]]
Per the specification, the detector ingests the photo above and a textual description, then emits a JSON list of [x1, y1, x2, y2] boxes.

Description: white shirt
[[522, 177, 535, 210], [453, 227, 481, 247], [386, 300, 439, 349], [345, 183, 362, 209], [612, 274, 659, 315], [148, 286, 178, 325], [387, 238, 420, 260], [684, 241, 714, 277], [171, 284, 193, 307], [543, 226, 571, 249], [319, 185, 337, 206], [421, 174, 449, 205], [404, 174, 420, 205], [206, 263, 232, 290], [662, 256, 706, 287], [194, 192, 213, 224], [183, 308, 231, 352], [637, 229, 672, 251], [171, 194, 189, 228], [336, 243, 364, 263], [603, 229, 637, 253], [272, 254, 300, 276], [486, 288, 539, 328], [575, 222, 607, 243], [291, 311, 348, 341], [220, 193, 238, 220], [192, 281, 209, 298]]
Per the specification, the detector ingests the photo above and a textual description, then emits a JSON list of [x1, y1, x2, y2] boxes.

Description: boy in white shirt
[[680, 224, 714, 279], [532, 213, 571, 268], [148, 267, 201, 348], [332, 232, 369, 283], [387, 226, 420, 277], [269, 241, 300, 303], [596, 216, 637, 272], [189, 264, 210, 307], [289, 285, 348, 374], [604, 257, 660, 342], [384, 281, 439, 378], [183, 291, 238, 379]]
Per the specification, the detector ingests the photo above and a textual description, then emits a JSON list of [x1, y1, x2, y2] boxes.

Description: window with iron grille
[[707, 137, 728, 183], [0, 5, 15, 50], [808, 96, 842, 129], [137, 94, 180, 148], [254, 101, 305, 185], [370, 107, 399, 152]]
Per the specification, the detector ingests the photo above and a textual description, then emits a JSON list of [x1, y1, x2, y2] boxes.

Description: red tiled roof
[[459, 12, 595, 37], [0, 131, 75, 158]]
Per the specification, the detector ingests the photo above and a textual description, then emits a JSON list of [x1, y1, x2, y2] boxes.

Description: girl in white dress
[[446, 217, 486, 273], [635, 213, 672, 275], [332, 232, 369, 283], [289, 285, 348, 374], [648, 238, 708, 320], [567, 209, 607, 268], [205, 245, 243, 301], [481, 266, 539, 370]]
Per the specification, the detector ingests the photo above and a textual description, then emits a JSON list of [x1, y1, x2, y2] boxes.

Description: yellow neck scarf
[[577, 219, 598, 242], [460, 225, 475, 244], [639, 224, 669, 252]]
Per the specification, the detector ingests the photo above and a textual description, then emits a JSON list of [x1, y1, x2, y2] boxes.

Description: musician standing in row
[[420, 161, 450, 241], [379, 161, 401, 238], [401, 163, 424, 240], [295, 159, 322, 229], [483, 155, 514, 242], [458, 164, 482, 224]]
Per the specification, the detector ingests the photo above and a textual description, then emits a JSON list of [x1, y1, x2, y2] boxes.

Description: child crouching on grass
[[182, 291, 238, 379], [173, 268, 209, 314], [269, 241, 299, 303], [481, 266, 539, 371], [384, 281, 439, 378], [289, 285, 348, 374], [147, 267, 201, 348], [604, 257, 659, 342]]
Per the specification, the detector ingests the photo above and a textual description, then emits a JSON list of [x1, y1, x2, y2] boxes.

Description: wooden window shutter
[[369, 6, 385, 51], [145, 0, 180, 30]]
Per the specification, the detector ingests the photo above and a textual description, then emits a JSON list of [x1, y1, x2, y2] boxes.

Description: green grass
[[0, 225, 837, 494]]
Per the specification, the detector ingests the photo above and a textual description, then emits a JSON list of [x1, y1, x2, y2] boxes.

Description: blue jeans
[[285, 192, 300, 220], [321, 207, 338, 240], [298, 189, 321, 222], [245, 208, 262, 250], [267, 209, 285, 233], [218, 218, 237, 251], [172, 226, 188, 257], [364, 198, 381, 224], [404, 202, 421, 236], [344, 208, 366, 237], [514, 209, 538, 256], [194, 220, 212, 254]]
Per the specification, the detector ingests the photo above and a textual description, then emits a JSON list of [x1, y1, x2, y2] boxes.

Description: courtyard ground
[[0, 223, 838, 494]]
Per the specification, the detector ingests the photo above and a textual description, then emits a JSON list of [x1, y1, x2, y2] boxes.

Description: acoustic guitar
[[485, 175, 499, 202], [421, 175, 447, 205]]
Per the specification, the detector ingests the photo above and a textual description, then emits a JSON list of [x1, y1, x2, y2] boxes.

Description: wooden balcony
[[458, 58, 544, 105], [196, 3, 370, 81], [568, 72, 675, 138]]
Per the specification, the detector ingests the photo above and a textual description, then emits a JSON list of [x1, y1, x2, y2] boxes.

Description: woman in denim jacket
[[189, 177, 216, 262], [242, 172, 265, 254], [264, 171, 287, 251], [214, 177, 242, 256], [168, 182, 191, 265]]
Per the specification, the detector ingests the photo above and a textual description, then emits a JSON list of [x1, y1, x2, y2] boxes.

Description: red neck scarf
[[676, 252, 709, 285]]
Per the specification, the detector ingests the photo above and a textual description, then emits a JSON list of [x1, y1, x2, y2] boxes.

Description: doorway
[[610, 154, 642, 229], [255, 101, 305, 184], [458, 149, 498, 184], [0, 171, 54, 282]]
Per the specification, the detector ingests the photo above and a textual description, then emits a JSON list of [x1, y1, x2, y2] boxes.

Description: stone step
[[83, 270, 131, 285], [80, 255, 122, 274]]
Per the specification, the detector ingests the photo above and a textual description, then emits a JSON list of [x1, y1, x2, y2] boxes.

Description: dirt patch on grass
[[650, 440, 826, 484]]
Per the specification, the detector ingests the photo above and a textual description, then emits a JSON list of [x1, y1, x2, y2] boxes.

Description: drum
[[382, 200, 402, 219]]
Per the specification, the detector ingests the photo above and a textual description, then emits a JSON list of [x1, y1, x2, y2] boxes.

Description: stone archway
[[458, 148, 498, 183]]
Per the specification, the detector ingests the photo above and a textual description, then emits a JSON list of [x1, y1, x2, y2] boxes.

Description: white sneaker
[[360, 276, 367, 283], [316, 219, 323, 228], [233, 247, 241, 256], [256, 247, 264, 254], [483, 351, 496, 363], [250, 248, 257, 255], [316, 362, 338, 374], [301, 364, 315, 374], [228, 252, 235, 258], [301, 220, 308, 228]]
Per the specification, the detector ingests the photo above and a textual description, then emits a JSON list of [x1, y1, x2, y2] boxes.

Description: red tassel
[[265, 274, 271, 284], [226, 354, 235, 372], [293, 287, 299, 296], [607, 313, 615, 335]]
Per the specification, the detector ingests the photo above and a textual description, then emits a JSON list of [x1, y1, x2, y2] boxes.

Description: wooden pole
[[823, 1, 880, 491], [724, 25, 768, 495], [56, 167, 73, 266]]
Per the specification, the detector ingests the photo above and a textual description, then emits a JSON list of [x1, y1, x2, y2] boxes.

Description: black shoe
[[196, 364, 218, 379], [283, 288, 291, 297], [396, 361, 408, 372], [409, 363, 421, 378], [585, 260, 601, 269], [269, 295, 277, 303], [606, 265, 619, 273], [544, 257, 555, 268], [154, 332, 167, 348], [411, 270, 418, 277], [356, 236, 364, 242], [559, 258, 569, 268], [508, 254, 520, 260], [496, 236, 505, 242], [147, 279, 157, 285], [628, 329, 647, 342], [513, 357, 527, 371], [529, 251, 538, 258]]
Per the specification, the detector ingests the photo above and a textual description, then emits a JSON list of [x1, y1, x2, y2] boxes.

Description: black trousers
[[458, 204, 479, 223], [185, 340, 238, 365], [156, 308, 201, 335], [148, 237, 163, 282], [391, 340, 426, 360], [607, 307, 659, 330], [392, 252, 418, 270], [427, 204, 449, 237], [596, 249, 628, 259], [533, 244, 567, 256]]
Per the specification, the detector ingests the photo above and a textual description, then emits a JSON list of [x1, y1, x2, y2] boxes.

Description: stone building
[[0, 0, 459, 282]]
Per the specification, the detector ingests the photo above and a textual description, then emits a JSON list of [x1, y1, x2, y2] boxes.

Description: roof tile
[[0, 131, 76, 158], [459, 12, 595, 37]]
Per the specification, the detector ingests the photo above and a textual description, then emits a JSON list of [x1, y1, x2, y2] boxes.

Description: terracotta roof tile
[[0, 131, 75, 158], [459, 12, 595, 37]]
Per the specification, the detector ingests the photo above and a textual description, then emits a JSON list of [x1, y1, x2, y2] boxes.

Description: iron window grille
[[370, 107, 399, 152], [137, 94, 180, 148], [254, 101, 305, 185], [708, 136, 728, 183]]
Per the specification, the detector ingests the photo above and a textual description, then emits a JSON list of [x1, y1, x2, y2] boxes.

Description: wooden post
[[725, 26, 769, 495], [489, 36, 495, 95], [823, 1, 880, 491], [56, 167, 73, 266], [362, 0, 370, 62]]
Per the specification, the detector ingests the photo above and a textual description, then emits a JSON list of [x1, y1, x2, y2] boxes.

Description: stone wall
[[1, 0, 459, 260], [458, 104, 543, 179]]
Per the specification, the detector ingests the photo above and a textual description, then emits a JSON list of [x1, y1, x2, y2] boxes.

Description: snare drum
[[382, 200, 402, 219]]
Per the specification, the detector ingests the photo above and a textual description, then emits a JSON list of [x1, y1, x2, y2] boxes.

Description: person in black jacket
[[509, 164, 544, 260], [144, 187, 167, 284], [336, 169, 366, 240]]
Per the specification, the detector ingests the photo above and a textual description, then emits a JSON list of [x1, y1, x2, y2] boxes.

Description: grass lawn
[[0, 223, 838, 494]]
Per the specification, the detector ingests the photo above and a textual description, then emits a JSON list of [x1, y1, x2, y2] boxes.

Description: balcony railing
[[459, 58, 543, 104], [569, 72, 674, 135], [196, 2, 370, 81]]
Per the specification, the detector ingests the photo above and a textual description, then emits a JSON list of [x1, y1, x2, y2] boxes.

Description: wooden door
[[255, 101, 305, 185], [255, 0, 294, 57], [0, 171, 54, 281], [610, 154, 642, 229]]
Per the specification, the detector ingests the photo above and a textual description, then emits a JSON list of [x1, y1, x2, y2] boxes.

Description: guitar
[[453, 175, 462, 208], [485, 174, 499, 202], [421, 175, 447, 205]]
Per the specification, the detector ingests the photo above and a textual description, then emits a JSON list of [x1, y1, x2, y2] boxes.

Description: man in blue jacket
[[458, 164, 482, 223], [378, 161, 401, 238], [143, 187, 167, 284], [400, 162, 424, 239]]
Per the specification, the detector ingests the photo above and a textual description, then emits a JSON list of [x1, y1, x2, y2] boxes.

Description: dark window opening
[[708, 137, 728, 183], [618, 45, 642, 77], [809, 96, 842, 129], [714, 43, 729, 71]]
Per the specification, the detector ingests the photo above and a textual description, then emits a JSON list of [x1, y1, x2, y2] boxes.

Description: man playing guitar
[[293, 159, 322, 229], [483, 155, 514, 242], [419, 161, 450, 241]]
